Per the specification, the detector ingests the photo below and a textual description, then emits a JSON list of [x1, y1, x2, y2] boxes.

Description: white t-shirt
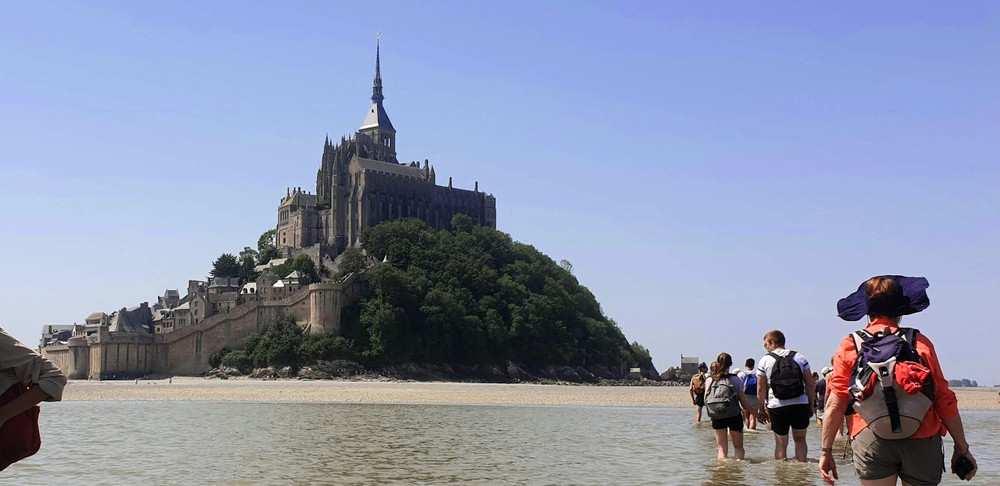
[[756, 348, 810, 409], [731, 367, 745, 379]]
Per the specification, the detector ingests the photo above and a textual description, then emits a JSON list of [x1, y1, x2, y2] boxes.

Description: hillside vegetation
[[215, 215, 653, 379]]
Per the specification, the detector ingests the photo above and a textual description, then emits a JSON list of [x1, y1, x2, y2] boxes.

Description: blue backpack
[[743, 372, 757, 395]]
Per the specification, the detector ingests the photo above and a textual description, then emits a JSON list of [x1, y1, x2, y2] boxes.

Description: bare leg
[[730, 430, 745, 460], [696, 405, 703, 423], [713, 429, 729, 460], [747, 409, 756, 430], [792, 427, 808, 462], [773, 433, 789, 460]]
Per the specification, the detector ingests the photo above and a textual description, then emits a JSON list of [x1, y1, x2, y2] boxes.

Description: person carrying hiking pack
[[815, 370, 828, 428], [819, 276, 976, 485], [757, 329, 816, 462], [740, 358, 759, 430], [689, 362, 708, 423], [704, 353, 756, 460]]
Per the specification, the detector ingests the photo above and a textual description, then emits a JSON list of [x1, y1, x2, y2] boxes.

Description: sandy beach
[[59, 378, 1000, 410]]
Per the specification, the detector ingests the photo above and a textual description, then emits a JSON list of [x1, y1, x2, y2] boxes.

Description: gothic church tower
[[358, 38, 396, 157], [284, 39, 496, 258]]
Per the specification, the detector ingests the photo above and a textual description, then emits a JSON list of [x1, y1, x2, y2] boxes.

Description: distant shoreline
[[58, 378, 1000, 410]]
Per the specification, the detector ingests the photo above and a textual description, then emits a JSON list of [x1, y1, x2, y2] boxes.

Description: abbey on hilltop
[[277, 40, 497, 257], [38, 41, 499, 380]]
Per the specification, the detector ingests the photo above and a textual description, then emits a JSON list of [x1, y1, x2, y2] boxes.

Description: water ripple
[[4, 402, 998, 485]]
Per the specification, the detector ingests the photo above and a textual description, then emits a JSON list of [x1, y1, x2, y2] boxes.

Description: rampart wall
[[41, 273, 369, 379]]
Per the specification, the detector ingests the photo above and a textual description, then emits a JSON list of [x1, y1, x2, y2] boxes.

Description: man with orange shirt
[[818, 276, 977, 485]]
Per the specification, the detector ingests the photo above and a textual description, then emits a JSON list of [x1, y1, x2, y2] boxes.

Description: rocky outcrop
[[206, 366, 243, 379], [250, 367, 277, 379], [207, 360, 663, 385]]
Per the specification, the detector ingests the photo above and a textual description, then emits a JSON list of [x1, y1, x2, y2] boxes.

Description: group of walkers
[[688, 275, 978, 485], [690, 330, 817, 462]]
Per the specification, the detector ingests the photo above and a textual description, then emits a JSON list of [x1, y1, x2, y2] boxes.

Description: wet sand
[[60, 378, 1000, 410]]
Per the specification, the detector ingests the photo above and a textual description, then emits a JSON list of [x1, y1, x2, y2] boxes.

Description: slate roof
[[352, 156, 424, 179], [109, 310, 149, 334], [209, 277, 240, 289], [360, 102, 395, 132]]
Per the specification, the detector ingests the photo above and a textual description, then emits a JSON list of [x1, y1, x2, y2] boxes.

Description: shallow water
[[6, 403, 999, 485]]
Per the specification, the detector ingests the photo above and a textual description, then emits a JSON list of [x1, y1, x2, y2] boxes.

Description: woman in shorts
[[705, 353, 756, 460]]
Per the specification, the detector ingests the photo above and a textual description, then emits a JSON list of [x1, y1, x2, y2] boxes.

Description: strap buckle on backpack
[[868, 357, 902, 433]]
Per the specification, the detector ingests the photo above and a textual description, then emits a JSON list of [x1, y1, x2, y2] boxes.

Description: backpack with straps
[[705, 375, 742, 419], [849, 327, 934, 439], [691, 372, 706, 395], [768, 351, 805, 399], [743, 372, 758, 395]]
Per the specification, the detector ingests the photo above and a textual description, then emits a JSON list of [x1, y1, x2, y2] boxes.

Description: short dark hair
[[745, 358, 755, 368], [764, 329, 786, 347], [865, 276, 906, 318]]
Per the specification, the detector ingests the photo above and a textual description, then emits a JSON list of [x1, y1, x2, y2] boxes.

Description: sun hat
[[837, 275, 930, 321], [821, 366, 833, 376]]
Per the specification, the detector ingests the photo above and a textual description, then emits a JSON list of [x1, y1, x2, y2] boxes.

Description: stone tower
[[358, 37, 396, 157], [280, 39, 497, 257]]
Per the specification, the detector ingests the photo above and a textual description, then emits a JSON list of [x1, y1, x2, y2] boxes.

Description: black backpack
[[768, 351, 805, 400]]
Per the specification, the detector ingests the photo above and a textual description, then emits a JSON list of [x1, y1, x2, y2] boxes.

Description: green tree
[[291, 254, 319, 283], [335, 247, 372, 280], [559, 259, 574, 275], [238, 247, 259, 282], [258, 229, 280, 264], [211, 253, 240, 278], [630, 341, 653, 369]]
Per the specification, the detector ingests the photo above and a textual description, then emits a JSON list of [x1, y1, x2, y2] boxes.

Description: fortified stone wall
[[41, 273, 370, 379], [41, 346, 73, 379]]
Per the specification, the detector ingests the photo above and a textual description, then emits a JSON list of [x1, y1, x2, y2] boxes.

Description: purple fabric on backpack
[[857, 334, 917, 365], [837, 276, 930, 321]]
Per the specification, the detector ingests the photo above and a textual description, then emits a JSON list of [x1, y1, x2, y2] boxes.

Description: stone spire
[[360, 34, 395, 137], [372, 34, 384, 104]]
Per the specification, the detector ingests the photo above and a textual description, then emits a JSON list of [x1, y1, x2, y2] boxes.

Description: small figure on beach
[[740, 358, 758, 430], [690, 362, 708, 423], [704, 353, 757, 460], [819, 276, 977, 485], [813, 371, 826, 428], [0, 326, 67, 470], [757, 329, 816, 462]]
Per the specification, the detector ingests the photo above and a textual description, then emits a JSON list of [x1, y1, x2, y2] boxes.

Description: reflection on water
[[5, 402, 999, 485]]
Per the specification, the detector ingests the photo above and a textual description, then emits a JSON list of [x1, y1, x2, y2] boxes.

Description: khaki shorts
[[851, 427, 943, 486]]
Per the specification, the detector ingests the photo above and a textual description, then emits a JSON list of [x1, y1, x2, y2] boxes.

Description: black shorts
[[711, 414, 744, 432], [767, 404, 811, 435], [694, 393, 705, 407]]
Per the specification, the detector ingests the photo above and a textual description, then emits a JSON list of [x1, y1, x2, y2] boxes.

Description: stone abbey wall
[[41, 274, 369, 379]]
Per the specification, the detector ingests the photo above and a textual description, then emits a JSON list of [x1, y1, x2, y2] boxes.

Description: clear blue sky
[[1, 2, 997, 385]]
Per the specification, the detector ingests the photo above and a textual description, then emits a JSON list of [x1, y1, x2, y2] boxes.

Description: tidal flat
[[60, 378, 1000, 410]]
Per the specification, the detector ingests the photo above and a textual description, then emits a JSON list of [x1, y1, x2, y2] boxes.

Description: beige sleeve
[[0, 327, 67, 401]]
